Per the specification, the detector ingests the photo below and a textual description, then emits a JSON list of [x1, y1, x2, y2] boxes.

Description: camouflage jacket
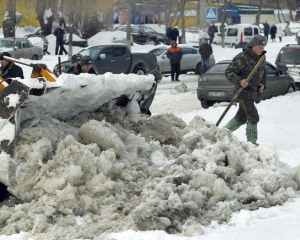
[[225, 47, 267, 100]]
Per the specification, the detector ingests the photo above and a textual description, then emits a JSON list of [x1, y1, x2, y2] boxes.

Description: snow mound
[[0, 108, 298, 239]]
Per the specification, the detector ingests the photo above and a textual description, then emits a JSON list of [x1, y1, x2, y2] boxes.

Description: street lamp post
[[198, 0, 206, 46]]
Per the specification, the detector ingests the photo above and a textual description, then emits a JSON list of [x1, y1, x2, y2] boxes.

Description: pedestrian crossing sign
[[206, 8, 218, 21]]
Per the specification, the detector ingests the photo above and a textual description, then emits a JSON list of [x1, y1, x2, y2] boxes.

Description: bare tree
[[36, 0, 57, 36], [3, 0, 16, 38]]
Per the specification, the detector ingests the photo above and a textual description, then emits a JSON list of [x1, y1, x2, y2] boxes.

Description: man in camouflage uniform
[[224, 34, 267, 145]]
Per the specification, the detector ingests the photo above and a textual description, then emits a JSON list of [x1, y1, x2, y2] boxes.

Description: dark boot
[[246, 123, 258, 145]]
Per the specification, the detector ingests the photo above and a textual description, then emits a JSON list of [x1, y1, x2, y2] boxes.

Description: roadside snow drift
[[0, 75, 299, 239]]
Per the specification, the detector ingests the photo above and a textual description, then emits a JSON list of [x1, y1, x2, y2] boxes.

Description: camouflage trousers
[[234, 99, 259, 125]]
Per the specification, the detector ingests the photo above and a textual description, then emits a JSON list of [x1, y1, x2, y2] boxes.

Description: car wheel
[[195, 62, 202, 75], [134, 67, 146, 75], [287, 84, 295, 93], [232, 44, 237, 49], [147, 39, 157, 45], [201, 100, 215, 109], [31, 55, 38, 60]]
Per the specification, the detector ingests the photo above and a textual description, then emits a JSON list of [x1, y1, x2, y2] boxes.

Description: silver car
[[0, 37, 43, 60], [197, 60, 296, 108], [149, 44, 215, 75]]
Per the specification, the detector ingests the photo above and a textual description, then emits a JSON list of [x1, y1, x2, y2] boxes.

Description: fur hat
[[80, 55, 93, 66], [247, 35, 267, 47], [71, 54, 82, 64]]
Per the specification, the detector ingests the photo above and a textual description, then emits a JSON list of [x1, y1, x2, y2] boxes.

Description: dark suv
[[114, 25, 168, 45], [275, 44, 300, 89]]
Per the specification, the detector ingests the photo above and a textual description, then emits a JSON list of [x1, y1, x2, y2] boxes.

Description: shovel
[[216, 55, 266, 127]]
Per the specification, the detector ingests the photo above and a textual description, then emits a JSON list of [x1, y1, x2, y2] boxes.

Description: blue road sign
[[206, 8, 218, 21]]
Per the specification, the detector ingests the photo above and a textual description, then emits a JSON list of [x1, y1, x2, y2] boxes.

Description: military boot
[[246, 123, 258, 145], [224, 118, 241, 132]]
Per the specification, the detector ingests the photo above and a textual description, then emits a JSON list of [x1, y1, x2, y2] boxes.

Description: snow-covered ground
[[0, 25, 300, 240]]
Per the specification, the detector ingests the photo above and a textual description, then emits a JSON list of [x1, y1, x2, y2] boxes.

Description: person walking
[[0, 52, 24, 81], [171, 26, 179, 43], [53, 24, 68, 55], [277, 26, 283, 42], [208, 22, 216, 45], [263, 21, 270, 41], [166, 25, 173, 45], [42, 35, 50, 55], [199, 38, 213, 74], [68, 55, 97, 75], [270, 23, 277, 42], [166, 41, 182, 81], [223, 34, 267, 145]]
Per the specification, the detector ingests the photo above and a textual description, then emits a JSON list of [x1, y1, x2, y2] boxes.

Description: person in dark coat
[[0, 52, 24, 81], [171, 26, 179, 43], [208, 22, 216, 44], [53, 25, 68, 55], [68, 55, 97, 75], [270, 23, 277, 42], [166, 41, 182, 81], [224, 35, 267, 145], [199, 39, 213, 73], [166, 25, 173, 45], [263, 21, 270, 41]]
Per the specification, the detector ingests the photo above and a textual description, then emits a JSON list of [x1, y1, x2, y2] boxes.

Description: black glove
[[0, 53, 4, 60], [30, 64, 40, 72]]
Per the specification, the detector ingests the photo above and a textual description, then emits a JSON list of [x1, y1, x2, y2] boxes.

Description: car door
[[181, 47, 199, 71], [112, 46, 131, 73], [13, 40, 25, 59], [131, 27, 147, 44], [95, 47, 116, 74], [263, 63, 286, 99]]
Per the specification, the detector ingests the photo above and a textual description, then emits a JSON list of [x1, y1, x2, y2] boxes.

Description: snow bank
[[0, 107, 298, 239]]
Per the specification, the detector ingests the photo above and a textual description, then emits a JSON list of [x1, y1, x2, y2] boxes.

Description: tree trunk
[[36, 0, 56, 36], [3, 0, 16, 38], [180, 0, 186, 44], [255, 0, 263, 26]]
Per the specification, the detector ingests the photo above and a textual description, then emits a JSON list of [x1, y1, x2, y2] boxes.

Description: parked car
[[53, 43, 158, 76], [148, 44, 215, 75], [285, 21, 300, 35], [0, 37, 43, 60], [215, 24, 260, 48], [24, 25, 81, 39], [114, 25, 168, 45], [197, 60, 296, 108], [275, 44, 300, 89], [64, 34, 88, 47]]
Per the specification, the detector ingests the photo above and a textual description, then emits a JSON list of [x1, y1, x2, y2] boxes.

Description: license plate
[[208, 91, 225, 96]]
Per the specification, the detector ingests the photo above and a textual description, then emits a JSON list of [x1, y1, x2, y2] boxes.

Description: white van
[[215, 24, 260, 48]]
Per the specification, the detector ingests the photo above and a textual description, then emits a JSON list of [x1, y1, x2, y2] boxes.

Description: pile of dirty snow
[[0, 103, 299, 239]]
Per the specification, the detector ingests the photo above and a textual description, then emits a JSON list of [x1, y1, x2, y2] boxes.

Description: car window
[[130, 27, 140, 34], [19, 40, 30, 48], [265, 63, 277, 75], [101, 48, 113, 58], [79, 47, 102, 59], [113, 46, 127, 57], [207, 63, 229, 73], [181, 48, 195, 55], [116, 27, 126, 32], [279, 48, 300, 63], [254, 28, 259, 34], [0, 39, 14, 48], [244, 27, 253, 36], [139, 26, 156, 34], [149, 48, 166, 56], [227, 28, 238, 36]]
